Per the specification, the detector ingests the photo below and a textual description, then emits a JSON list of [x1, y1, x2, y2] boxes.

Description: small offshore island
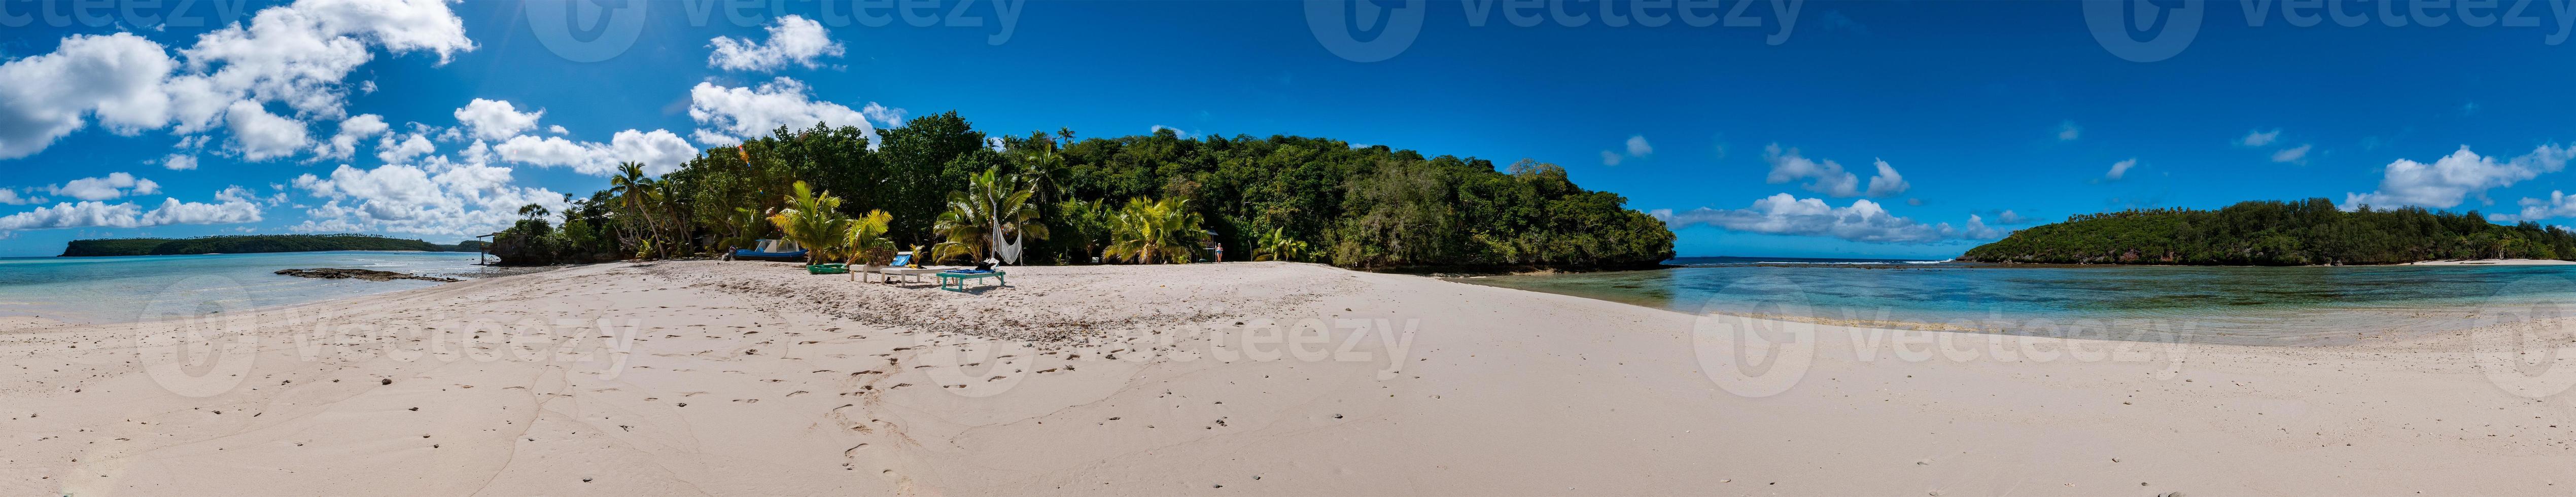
[[1960, 198, 2576, 265], [58, 234, 484, 257]]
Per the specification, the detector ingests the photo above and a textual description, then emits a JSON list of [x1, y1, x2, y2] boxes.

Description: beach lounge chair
[[936, 269, 1005, 292], [876, 253, 943, 284]]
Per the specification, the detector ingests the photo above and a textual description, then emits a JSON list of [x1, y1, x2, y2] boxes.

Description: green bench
[[935, 270, 1006, 292]]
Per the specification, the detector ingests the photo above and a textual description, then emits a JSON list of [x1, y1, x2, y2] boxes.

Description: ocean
[[0, 251, 505, 325], [1456, 257, 2576, 346]]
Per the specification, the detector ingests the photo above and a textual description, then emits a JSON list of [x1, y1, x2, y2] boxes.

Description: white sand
[[3, 261, 2572, 495]]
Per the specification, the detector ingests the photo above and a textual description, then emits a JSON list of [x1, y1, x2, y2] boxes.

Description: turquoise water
[[0, 251, 498, 325], [1458, 257, 2576, 346]]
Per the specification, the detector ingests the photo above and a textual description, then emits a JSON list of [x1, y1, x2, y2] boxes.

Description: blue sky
[[5, 0, 2576, 259]]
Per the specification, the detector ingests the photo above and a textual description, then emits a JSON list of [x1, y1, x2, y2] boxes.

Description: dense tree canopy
[[1960, 198, 2576, 265], [490, 113, 1675, 269]]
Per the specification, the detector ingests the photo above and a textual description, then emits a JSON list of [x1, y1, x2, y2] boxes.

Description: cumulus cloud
[[0, 33, 178, 160], [1762, 144, 1908, 197], [2240, 128, 2281, 147], [708, 15, 846, 72], [1652, 193, 2000, 243], [0, 194, 261, 232], [163, 154, 198, 171], [2056, 121, 2080, 141], [453, 98, 542, 141], [688, 78, 878, 148], [2344, 145, 2574, 210], [1599, 150, 1624, 166], [0, 189, 42, 205], [311, 113, 388, 160], [2271, 144, 2312, 164], [289, 158, 566, 238], [862, 102, 907, 128], [46, 172, 160, 201], [2515, 191, 2576, 221], [1625, 135, 1653, 156], [377, 132, 436, 164], [2105, 158, 2138, 180], [0, 0, 474, 161], [494, 129, 699, 175]]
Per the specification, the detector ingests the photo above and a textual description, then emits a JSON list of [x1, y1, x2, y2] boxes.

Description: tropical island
[[59, 234, 484, 257], [488, 112, 1676, 270], [1960, 198, 2576, 265]]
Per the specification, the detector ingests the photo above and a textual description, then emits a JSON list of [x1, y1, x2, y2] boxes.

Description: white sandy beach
[[4, 261, 2574, 495], [2404, 258, 2576, 266]]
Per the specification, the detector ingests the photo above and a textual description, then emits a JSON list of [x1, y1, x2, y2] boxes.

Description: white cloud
[[2105, 158, 2138, 180], [708, 15, 846, 72], [46, 172, 160, 201], [862, 102, 907, 128], [2240, 128, 2281, 147], [0, 189, 42, 205], [289, 160, 566, 238], [548, 124, 568, 134], [1625, 135, 1653, 156], [163, 154, 198, 171], [2516, 191, 2576, 221], [1762, 144, 1908, 197], [0, 195, 261, 232], [0, 0, 473, 161], [494, 129, 699, 175], [2057, 121, 2080, 141], [452, 98, 542, 141], [224, 100, 311, 161], [0, 33, 178, 160], [2344, 145, 2574, 210], [1996, 210, 2031, 224], [2271, 144, 2312, 164], [1599, 150, 1624, 166], [311, 113, 388, 160], [1653, 193, 1999, 243], [688, 78, 877, 148], [377, 132, 436, 164]]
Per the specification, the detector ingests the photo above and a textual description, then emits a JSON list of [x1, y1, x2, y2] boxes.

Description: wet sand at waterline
[[2, 261, 2571, 494]]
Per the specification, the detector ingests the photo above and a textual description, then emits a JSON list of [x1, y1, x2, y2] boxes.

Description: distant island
[[61, 235, 484, 257], [1960, 198, 2576, 265]]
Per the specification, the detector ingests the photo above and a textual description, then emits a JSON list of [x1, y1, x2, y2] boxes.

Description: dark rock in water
[[275, 268, 460, 282]]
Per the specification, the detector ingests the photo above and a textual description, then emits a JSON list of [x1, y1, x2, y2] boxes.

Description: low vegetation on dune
[[489, 112, 1675, 269], [1962, 198, 2576, 265]]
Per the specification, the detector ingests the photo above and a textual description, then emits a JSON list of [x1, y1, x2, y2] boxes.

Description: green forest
[[61, 235, 482, 257], [1959, 198, 2576, 265], [488, 112, 1675, 269]]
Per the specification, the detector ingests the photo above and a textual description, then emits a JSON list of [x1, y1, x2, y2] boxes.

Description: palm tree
[[1104, 197, 1209, 264], [840, 209, 898, 280], [933, 167, 1048, 264], [1251, 227, 1307, 262], [766, 181, 852, 265], [516, 203, 551, 224], [608, 162, 663, 258]]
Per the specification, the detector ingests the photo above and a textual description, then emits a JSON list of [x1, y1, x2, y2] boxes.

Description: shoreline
[[3, 261, 2571, 494]]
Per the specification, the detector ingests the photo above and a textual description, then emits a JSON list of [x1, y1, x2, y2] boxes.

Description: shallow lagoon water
[[0, 251, 500, 325], [1458, 257, 2576, 346]]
